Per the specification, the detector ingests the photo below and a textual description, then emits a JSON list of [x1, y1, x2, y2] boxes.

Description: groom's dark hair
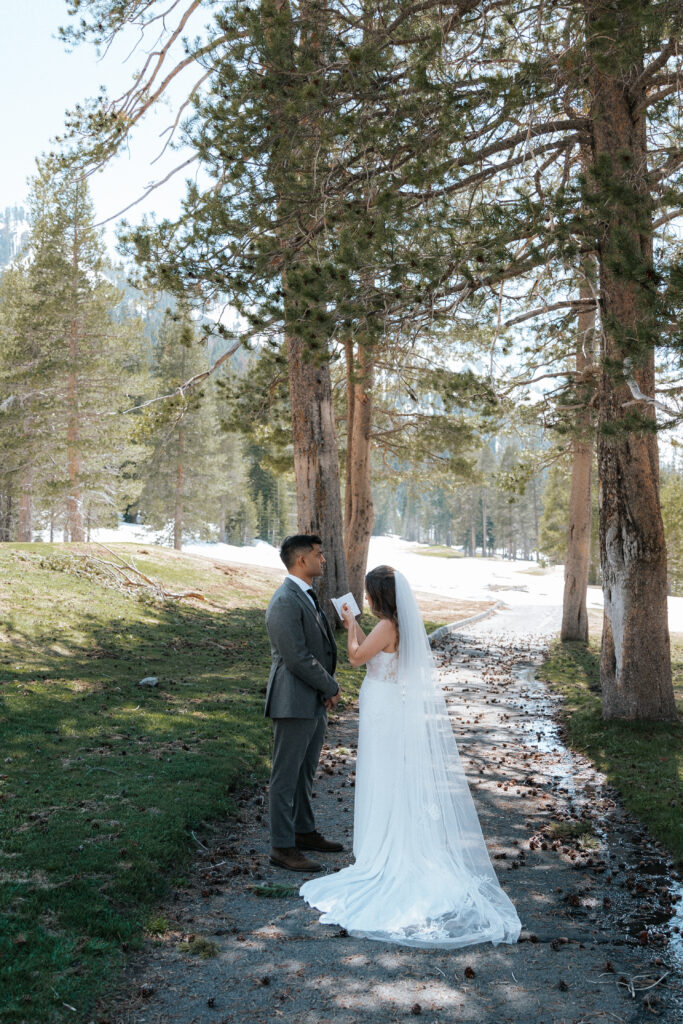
[[280, 534, 323, 569]]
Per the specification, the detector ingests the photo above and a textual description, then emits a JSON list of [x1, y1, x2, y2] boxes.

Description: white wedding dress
[[300, 572, 521, 948]]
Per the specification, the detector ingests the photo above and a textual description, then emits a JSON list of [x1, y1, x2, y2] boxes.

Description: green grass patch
[[250, 882, 300, 898], [415, 545, 464, 559], [0, 542, 274, 1022], [176, 935, 219, 958], [539, 638, 683, 862], [545, 820, 601, 849]]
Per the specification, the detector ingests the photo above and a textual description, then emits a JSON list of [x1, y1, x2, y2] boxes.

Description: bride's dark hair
[[365, 565, 399, 644]]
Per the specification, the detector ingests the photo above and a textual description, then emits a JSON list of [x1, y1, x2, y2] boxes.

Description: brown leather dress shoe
[[295, 830, 344, 853], [269, 846, 323, 872]]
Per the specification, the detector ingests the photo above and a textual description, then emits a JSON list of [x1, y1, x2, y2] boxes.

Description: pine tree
[[136, 309, 227, 548], [539, 462, 571, 566], [0, 161, 145, 540], [661, 468, 683, 597]]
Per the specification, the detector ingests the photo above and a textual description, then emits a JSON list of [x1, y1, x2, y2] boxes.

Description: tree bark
[[264, 0, 350, 624], [561, 289, 595, 643], [0, 490, 13, 542], [17, 471, 32, 542], [67, 220, 84, 543], [288, 331, 349, 620], [481, 491, 487, 557], [344, 339, 375, 608], [174, 426, 184, 550], [67, 366, 84, 542], [586, 2, 676, 719]]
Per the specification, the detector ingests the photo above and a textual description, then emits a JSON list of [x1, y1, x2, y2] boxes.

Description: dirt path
[[109, 614, 683, 1024]]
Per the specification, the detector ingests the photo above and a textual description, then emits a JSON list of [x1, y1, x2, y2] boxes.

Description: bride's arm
[[341, 611, 396, 667], [351, 618, 366, 645]]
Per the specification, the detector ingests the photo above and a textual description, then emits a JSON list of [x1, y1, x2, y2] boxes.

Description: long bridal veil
[[378, 570, 521, 946], [300, 569, 521, 948]]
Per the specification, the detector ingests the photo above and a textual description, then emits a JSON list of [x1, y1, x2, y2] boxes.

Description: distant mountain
[[0, 206, 29, 270]]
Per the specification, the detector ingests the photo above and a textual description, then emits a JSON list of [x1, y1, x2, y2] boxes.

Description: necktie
[[307, 589, 332, 650]]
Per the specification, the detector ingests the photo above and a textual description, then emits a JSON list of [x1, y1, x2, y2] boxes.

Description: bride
[[300, 565, 521, 948]]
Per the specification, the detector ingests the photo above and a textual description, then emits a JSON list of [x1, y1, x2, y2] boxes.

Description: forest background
[[1, 0, 683, 723]]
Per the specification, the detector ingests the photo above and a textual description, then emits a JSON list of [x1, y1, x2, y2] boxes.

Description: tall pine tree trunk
[[174, 426, 184, 550], [344, 339, 374, 608], [67, 221, 84, 543], [288, 329, 348, 618], [264, 0, 349, 622], [17, 471, 32, 542], [0, 490, 13, 541], [586, 2, 675, 720], [561, 290, 595, 643], [481, 491, 487, 557], [67, 368, 84, 542]]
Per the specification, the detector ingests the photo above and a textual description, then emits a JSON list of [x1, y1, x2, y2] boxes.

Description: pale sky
[[1, 0, 204, 248]]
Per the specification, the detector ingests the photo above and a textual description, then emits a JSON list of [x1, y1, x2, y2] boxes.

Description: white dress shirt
[[286, 573, 317, 608]]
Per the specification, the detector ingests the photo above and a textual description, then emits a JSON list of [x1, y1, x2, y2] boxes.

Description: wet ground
[[106, 608, 683, 1024]]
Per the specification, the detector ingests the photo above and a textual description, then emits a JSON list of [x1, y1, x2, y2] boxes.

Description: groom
[[265, 534, 344, 872]]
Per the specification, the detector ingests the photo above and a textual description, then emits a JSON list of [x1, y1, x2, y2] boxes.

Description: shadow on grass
[[0, 594, 273, 1023], [540, 640, 683, 864]]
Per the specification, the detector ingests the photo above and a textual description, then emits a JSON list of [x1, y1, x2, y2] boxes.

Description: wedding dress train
[[300, 573, 521, 948]]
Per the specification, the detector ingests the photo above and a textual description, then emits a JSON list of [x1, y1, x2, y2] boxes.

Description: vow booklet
[[331, 592, 361, 620]]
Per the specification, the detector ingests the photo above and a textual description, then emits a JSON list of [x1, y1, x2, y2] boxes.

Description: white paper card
[[330, 592, 361, 620]]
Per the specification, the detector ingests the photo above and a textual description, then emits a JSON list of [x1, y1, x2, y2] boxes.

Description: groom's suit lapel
[[284, 578, 334, 642]]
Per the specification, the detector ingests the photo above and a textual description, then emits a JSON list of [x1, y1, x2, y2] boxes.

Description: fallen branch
[[191, 830, 209, 851], [67, 544, 207, 604], [616, 971, 670, 999]]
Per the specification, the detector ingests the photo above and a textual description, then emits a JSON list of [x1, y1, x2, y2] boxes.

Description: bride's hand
[[340, 602, 355, 629]]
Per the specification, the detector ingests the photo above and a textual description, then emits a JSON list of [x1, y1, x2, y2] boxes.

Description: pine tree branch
[[622, 358, 681, 418], [382, 0, 484, 40], [503, 299, 597, 328], [123, 317, 276, 414], [94, 154, 199, 226], [153, 68, 212, 163], [111, 0, 203, 107], [630, 38, 680, 95], [653, 206, 683, 229], [639, 83, 679, 111], [405, 134, 583, 201]]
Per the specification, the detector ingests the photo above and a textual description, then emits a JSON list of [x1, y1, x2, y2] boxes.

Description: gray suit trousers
[[269, 712, 327, 848]]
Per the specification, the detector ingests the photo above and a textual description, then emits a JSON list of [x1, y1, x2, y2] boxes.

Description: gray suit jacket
[[264, 578, 338, 719]]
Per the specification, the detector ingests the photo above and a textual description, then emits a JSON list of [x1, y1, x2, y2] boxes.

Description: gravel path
[[109, 610, 683, 1024]]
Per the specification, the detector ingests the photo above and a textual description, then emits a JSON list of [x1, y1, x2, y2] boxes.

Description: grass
[[0, 542, 276, 1023], [415, 545, 464, 559], [176, 935, 219, 958], [250, 882, 300, 898], [545, 820, 601, 849], [539, 638, 683, 863], [0, 541, 445, 1023]]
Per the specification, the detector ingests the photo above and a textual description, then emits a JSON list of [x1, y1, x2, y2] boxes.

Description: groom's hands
[[325, 686, 341, 710]]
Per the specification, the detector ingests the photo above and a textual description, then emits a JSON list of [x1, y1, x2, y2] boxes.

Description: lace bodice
[[364, 649, 399, 683]]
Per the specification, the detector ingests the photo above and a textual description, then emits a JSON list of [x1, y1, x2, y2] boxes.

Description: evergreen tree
[[661, 468, 683, 597], [539, 462, 571, 566], [216, 431, 259, 545], [136, 308, 227, 549], [0, 160, 145, 540]]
